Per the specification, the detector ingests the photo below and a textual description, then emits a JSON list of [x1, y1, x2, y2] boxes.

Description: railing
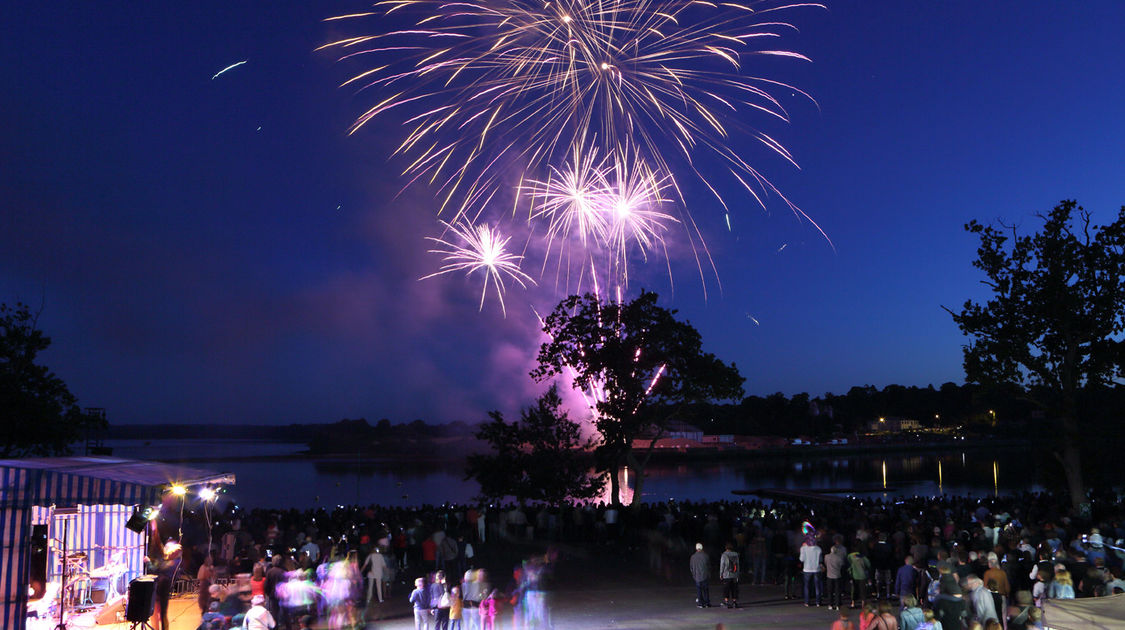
[[171, 576, 239, 598]]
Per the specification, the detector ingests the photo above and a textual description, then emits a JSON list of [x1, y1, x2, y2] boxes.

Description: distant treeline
[[105, 418, 477, 445], [107, 381, 1124, 446]]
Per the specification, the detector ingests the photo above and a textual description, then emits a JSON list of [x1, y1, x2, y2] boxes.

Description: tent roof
[[0, 456, 235, 508], [1045, 593, 1125, 629]]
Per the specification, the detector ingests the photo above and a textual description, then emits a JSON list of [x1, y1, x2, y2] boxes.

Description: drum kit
[[28, 546, 130, 629]]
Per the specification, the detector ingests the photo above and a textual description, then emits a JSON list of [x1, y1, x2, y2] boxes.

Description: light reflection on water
[[105, 440, 1041, 509]]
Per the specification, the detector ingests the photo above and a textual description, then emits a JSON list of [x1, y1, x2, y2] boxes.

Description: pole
[[54, 517, 69, 630]]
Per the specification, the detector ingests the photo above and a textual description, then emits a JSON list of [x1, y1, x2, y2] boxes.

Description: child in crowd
[[479, 589, 501, 630], [858, 602, 877, 630], [449, 586, 463, 630], [830, 608, 856, 630]]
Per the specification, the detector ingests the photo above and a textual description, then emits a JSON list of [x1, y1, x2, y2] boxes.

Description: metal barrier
[[173, 575, 239, 598], [172, 577, 197, 597]]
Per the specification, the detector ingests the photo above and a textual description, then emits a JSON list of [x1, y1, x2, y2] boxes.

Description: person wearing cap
[[200, 600, 225, 630], [244, 594, 276, 630], [690, 542, 711, 608], [1086, 530, 1107, 566]]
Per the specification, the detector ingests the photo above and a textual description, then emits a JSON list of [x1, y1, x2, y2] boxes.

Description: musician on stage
[[146, 523, 182, 630]]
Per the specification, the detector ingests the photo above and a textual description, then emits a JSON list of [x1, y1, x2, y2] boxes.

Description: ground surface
[[51, 542, 846, 630]]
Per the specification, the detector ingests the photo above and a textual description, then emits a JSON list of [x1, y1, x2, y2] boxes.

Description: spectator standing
[[982, 554, 1010, 600], [690, 543, 712, 608], [872, 534, 895, 600], [849, 547, 873, 608], [826, 541, 848, 610], [801, 536, 824, 607], [968, 576, 999, 626], [410, 578, 431, 630], [720, 542, 741, 608], [895, 556, 918, 602], [362, 547, 388, 604]]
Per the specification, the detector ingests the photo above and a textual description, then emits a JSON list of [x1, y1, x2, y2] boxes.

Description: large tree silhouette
[[1, 302, 100, 457], [948, 201, 1125, 509], [533, 291, 744, 506]]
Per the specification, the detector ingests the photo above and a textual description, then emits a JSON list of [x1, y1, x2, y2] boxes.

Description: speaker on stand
[[29, 524, 48, 600], [124, 575, 156, 630]]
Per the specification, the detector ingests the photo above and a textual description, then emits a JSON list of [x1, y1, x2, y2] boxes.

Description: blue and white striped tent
[[0, 457, 234, 630]]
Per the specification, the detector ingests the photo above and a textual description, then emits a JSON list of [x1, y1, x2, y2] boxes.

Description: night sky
[[3, 2, 1124, 426]]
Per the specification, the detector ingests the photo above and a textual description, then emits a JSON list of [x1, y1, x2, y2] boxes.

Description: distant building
[[660, 420, 704, 442], [701, 434, 734, 444], [869, 416, 921, 432]]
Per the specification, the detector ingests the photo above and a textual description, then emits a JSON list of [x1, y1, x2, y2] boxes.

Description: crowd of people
[[162, 487, 1123, 630], [674, 490, 1124, 629]]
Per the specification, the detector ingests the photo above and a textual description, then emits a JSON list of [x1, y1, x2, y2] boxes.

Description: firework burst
[[421, 219, 536, 316], [323, 0, 823, 305]]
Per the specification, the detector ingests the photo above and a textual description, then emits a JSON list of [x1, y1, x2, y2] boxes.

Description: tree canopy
[[949, 200, 1125, 508], [1, 302, 100, 457], [533, 291, 744, 505], [465, 385, 603, 504]]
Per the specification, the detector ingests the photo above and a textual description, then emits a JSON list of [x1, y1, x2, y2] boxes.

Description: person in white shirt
[[244, 594, 276, 630], [362, 548, 388, 604], [799, 537, 824, 607]]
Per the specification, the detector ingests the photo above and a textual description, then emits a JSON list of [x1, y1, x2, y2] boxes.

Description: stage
[[26, 593, 202, 630]]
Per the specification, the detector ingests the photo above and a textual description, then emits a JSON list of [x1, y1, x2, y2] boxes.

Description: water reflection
[[629, 448, 1044, 503], [106, 439, 1043, 508]]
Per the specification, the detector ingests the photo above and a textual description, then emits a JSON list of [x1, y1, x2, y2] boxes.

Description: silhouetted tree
[[533, 291, 744, 506], [0, 302, 100, 457], [466, 385, 602, 504], [948, 201, 1125, 509]]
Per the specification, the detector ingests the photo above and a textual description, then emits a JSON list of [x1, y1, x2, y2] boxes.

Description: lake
[[102, 439, 1045, 509]]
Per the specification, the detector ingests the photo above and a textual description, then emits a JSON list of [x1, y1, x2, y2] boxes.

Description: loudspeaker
[[125, 576, 156, 622], [29, 524, 48, 599]]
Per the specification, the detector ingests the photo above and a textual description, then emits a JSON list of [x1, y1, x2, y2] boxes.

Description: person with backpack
[[849, 545, 873, 608], [720, 542, 741, 608]]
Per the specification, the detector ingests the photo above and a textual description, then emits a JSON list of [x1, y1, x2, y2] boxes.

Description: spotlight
[[145, 506, 160, 521], [125, 507, 147, 533], [199, 488, 216, 502], [171, 485, 187, 497]]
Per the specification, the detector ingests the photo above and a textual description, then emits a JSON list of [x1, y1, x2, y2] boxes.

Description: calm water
[[103, 439, 1043, 509]]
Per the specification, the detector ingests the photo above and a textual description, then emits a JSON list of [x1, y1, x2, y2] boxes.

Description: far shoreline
[[113, 435, 1028, 465]]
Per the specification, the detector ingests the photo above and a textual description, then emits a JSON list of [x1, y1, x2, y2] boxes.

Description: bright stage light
[[199, 488, 216, 502], [171, 485, 187, 496]]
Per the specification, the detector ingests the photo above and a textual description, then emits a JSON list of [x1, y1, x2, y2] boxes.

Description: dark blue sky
[[3, 2, 1124, 425]]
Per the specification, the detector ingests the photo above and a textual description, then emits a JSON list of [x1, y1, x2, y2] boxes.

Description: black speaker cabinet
[[29, 524, 48, 599], [125, 576, 156, 622]]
